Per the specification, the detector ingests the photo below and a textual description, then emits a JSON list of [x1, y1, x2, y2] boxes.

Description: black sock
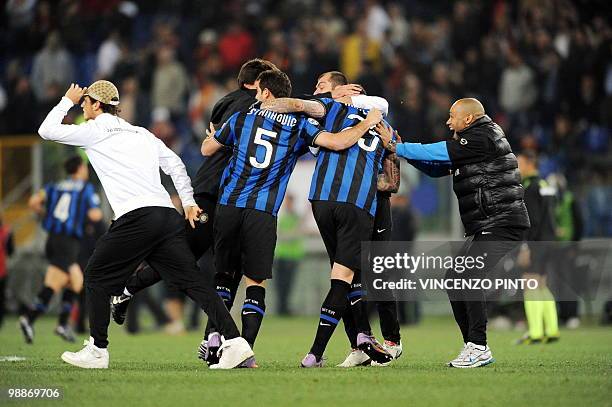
[[204, 272, 237, 336], [27, 286, 54, 323], [348, 277, 372, 336], [241, 285, 266, 347], [58, 290, 76, 327], [310, 279, 351, 359]]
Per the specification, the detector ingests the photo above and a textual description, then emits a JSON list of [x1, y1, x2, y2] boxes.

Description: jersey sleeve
[[85, 184, 101, 209], [214, 113, 239, 146], [311, 97, 334, 116], [38, 97, 99, 148], [300, 117, 325, 147]]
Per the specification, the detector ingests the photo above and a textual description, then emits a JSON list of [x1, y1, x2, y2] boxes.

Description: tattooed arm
[[260, 98, 326, 118], [377, 152, 401, 193]]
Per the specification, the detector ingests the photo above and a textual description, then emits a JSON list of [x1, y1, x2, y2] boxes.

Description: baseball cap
[[85, 80, 120, 106]]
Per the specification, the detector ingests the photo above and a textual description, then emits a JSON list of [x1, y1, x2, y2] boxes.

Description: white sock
[[123, 288, 132, 297]]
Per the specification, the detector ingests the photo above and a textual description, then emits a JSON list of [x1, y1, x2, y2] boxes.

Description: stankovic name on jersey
[[249, 108, 298, 127]]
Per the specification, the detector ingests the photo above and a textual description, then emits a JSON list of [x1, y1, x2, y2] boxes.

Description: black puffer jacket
[[451, 117, 530, 235]]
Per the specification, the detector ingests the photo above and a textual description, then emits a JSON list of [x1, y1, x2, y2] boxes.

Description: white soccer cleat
[[449, 342, 494, 368], [337, 349, 371, 367], [61, 337, 109, 369], [209, 337, 254, 370], [383, 340, 403, 359]]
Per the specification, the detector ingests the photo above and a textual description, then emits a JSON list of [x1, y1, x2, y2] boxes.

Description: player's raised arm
[[313, 108, 383, 151], [375, 122, 451, 178], [38, 84, 93, 147], [260, 98, 326, 118]]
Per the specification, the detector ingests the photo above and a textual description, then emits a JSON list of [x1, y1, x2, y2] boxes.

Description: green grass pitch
[[1, 316, 611, 406]]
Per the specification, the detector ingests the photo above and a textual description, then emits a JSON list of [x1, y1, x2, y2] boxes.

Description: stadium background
[[0, 0, 611, 343]]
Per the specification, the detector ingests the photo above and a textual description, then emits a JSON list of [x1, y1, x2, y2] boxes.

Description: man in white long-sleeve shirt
[[38, 80, 253, 369]]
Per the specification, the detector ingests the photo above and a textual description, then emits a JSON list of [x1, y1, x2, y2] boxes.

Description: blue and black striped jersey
[[215, 106, 323, 216], [308, 97, 388, 216], [43, 179, 100, 238]]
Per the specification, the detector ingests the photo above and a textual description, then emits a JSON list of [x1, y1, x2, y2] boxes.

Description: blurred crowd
[[1, 0, 611, 235]]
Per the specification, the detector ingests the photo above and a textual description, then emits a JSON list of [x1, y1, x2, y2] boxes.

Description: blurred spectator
[[499, 49, 537, 116], [341, 18, 381, 80], [96, 31, 122, 78], [218, 22, 255, 71], [274, 195, 305, 316], [151, 46, 188, 118], [30, 31, 74, 103]]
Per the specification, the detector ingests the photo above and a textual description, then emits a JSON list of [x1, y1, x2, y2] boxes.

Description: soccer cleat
[[110, 294, 132, 325], [383, 340, 403, 359], [337, 349, 371, 367], [449, 342, 494, 368], [356, 333, 393, 365], [301, 353, 325, 368], [197, 339, 208, 361], [209, 337, 254, 370], [55, 325, 76, 343], [371, 340, 403, 366], [61, 337, 109, 369], [447, 343, 468, 367], [238, 356, 258, 368], [198, 332, 221, 365], [19, 316, 34, 344], [515, 334, 543, 345]]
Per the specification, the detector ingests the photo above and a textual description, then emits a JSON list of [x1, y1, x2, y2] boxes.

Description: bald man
[[380, 98, 530, 368]]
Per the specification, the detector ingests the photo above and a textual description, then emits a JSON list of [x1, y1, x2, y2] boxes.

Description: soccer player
[[377, 98, 530, 368], [201, 69, 383, 365], [20, 155, 102, 344], [108, 59, 277, 362], [515, 150, 560, 344], [338, 134, 403, 367], [260, 82, 396, 368], [38, 80, 252, 369]]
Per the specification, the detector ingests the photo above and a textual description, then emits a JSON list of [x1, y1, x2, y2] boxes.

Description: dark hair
[[256, 70, 292, 98], [86, 96, 120, 116], [64, 155, 83, 175], [319, 71, 348, 88], [100, 102, 120, 115], [238, 58, 278, 88]]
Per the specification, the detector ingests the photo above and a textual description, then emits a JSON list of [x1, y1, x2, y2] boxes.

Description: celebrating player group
[[29, 57, 519, 370]]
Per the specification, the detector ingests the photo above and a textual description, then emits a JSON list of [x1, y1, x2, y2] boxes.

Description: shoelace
[[76, 339, 95, 356], [455, 345, 470, 360]]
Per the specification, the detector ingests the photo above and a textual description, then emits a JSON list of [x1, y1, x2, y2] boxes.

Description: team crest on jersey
[[198, 213, 209, 223], [460, 138, 468, 145], [307, 117, 320, 126]]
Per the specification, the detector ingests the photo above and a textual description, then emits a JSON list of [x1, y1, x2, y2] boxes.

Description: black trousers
[[446, 228, 523, 346], [124, 195, 243, 299], [84, 206, 240, 348]]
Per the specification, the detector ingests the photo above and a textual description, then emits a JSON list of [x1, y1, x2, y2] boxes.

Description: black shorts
[[214, 205, 277, 281], [372, 194, 392, 242], [45, 232, 80, 272], [311, 201, 374, 272]]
